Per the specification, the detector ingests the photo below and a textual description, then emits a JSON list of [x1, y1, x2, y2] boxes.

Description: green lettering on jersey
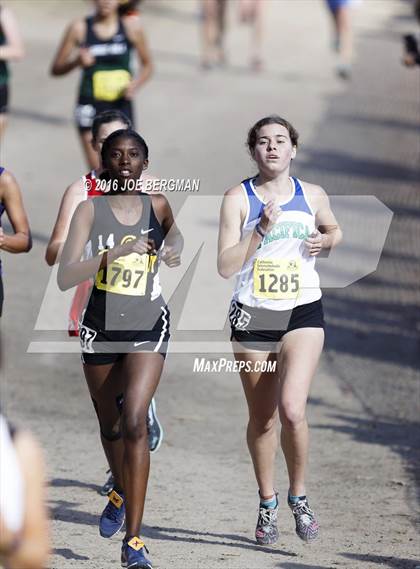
[[260, 221, 311, 247]]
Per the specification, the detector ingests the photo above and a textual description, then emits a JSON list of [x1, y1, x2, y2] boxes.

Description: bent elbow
[[217, 263, 233, 280], [50, 63, 62, 76], [45, 252, 54, 267], [25, 235, 33, 253], [45, 245, 56, 267], [57, 270, 70, 291]]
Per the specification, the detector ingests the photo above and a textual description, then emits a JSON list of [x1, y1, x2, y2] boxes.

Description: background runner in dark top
[[50, 0, 153, 170], [0, 4, 24, 139], [0, 167, 31, 317]]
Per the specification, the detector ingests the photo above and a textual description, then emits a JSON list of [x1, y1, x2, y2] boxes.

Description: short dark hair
[[247, 115, 299, 153], [92, 110, 132, 142], [101, 129, 149, 167], [118, 0, 143, 16]]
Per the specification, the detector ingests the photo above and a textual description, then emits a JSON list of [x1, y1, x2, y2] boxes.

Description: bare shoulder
[[63, 177, 86, 206], [300, 180, 330, 212], [222, 184, 247, 215], [122, 14, 143, 39], [300, 180, 328, 198], [224, 183, 245, 198], [66, 176, 85, 198], [0, 169, 17, 191], [150, 193, 169, 210], [68, 17, 86, 43]]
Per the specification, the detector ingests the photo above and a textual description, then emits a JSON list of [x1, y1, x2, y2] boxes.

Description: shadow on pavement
[[277, 561, 331, 569], [340, 552, 420, 568], [329, 112, 420, 134], [53, 548, 89, 561], [325, 294, 419, 369], [301, 150, 419, 183], [47, 501, 296, 557], [48, 500, 98, 527], [50, 478, 102, 494], [141, 524, 297, 557]]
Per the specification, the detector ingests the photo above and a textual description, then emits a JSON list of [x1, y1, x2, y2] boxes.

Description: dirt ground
[[1, 1, 419, 568]]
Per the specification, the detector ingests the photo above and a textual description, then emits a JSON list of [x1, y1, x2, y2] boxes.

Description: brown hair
[[247, 115, 299, 153]]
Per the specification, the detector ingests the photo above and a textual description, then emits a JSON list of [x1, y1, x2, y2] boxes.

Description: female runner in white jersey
[[218, 115, 342, 545]]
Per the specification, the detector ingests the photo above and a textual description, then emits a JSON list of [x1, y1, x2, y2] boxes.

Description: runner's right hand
[[78, 47, 95, 68], [259, 200, 281, 234], [114, 238, 153, 258]]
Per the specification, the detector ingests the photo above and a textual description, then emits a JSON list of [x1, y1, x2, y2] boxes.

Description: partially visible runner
[[402, 0, 420, 67], [325, 0, 353, 79], [0, 167, 32, 317], [218, 116, 342, 545], [0, 413, 49, 569], [45, 110, 164, 497], [118, 0, 143, 19], [0, 4, 24, 138], [50, 0, 153, 169], [201, 0, 228, 69], [58, 129, 183, 569], [238, 0, 264, 72]]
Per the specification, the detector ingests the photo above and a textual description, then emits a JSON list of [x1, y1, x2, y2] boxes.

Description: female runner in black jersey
[[50, 0, 153, 170], [58, 129, 182, 569]]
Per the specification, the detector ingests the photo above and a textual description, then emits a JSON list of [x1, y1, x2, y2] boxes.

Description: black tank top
[[79, 16, 131, 101], [0, 6, 9, 86], [84, 194, 165, 330]]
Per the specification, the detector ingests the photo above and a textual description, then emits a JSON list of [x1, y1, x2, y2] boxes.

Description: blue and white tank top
[[232, 176, 322, 311]]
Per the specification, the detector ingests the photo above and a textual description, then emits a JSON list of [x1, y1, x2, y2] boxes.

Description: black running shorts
[[80, 304, 170, 365], [230, 299, 325, 351], [0, 84, 8, 114]]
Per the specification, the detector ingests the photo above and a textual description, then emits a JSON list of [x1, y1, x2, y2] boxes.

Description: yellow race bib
[[96, 252, 150, 296], [92, 69, 131, 102], [253, 258, 300, 300]]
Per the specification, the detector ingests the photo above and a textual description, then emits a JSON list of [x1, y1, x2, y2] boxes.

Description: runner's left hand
[[161, 246, 181, 267], [304, 230, 324, 256], [123, 81, 137, 100]]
